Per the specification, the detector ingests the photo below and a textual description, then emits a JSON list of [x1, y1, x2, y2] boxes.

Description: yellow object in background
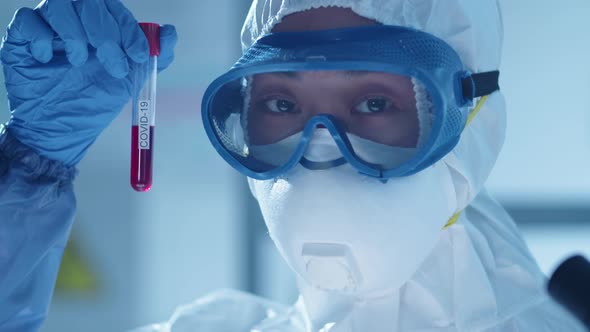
[[55, 237, 98, 293]]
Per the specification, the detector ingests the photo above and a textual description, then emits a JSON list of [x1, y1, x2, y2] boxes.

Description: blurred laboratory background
[[0, 0, 589, 331]]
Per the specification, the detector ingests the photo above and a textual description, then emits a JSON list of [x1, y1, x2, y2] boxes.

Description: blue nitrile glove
[[0, 0, 178, 167]]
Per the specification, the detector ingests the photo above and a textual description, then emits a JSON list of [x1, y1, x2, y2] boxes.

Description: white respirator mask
[[248, 134, 458, 299]]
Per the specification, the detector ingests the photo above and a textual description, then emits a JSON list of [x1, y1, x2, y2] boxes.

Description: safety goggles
[[201, 25, 499, 179]]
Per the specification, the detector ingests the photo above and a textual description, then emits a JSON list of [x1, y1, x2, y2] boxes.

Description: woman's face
[[246, 7, 420, 148]]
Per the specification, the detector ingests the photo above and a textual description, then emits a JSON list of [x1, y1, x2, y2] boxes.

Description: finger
[[74, 0, 120, 48], [30, 39, 53, 63], [95, 42, 129, 78], [35, 0, 89, 66], [104, 0, 148, 64], [73, 0, 129, 78], [157, 24, 178, 72], [3, 7, 55, 63]]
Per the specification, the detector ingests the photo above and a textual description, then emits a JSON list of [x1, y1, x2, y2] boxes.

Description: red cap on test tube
[[139, 22, 160, 56]]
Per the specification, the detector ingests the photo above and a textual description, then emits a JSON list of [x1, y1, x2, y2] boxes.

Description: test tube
[[131, 23, 160, 192]]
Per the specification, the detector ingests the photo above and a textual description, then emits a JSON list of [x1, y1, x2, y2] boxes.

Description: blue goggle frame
[[202, 25, 484, 179]]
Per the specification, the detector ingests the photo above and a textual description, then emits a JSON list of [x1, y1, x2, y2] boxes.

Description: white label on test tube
[[138, 100, 152, 150]]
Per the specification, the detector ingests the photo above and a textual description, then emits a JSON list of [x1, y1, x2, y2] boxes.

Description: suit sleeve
[[0, 127, 77, 332]]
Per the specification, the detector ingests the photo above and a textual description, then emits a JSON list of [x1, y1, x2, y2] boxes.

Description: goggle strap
[[462, 70, 500, 100]]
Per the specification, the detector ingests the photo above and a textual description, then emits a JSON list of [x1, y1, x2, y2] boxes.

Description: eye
[[354, 98, 394, 114], [265, 99, 297, 113]]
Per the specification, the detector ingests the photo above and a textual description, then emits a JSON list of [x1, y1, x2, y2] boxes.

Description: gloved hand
[[0, 0, 178, 166]]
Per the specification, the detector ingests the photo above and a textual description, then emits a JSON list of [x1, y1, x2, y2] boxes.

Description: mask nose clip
[[299, 126, 348, 170], [299, 156, 347, 170]]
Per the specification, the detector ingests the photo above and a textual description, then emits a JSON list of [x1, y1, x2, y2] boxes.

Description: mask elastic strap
[[465, 95, 490, 128], [443, 94, 492, 231], [442, 211, 462, 230]]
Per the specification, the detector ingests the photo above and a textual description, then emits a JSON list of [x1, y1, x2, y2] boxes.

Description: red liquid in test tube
[[131, 125, 154, 191], [131, 23, 160, 192]]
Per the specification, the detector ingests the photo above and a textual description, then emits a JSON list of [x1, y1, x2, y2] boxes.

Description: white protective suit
[[132, 0, 585, 331]]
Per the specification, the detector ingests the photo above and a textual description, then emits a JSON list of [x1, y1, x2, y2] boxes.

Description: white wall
[[488, 0, 590, 204], [488, 0, 590, 276]]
